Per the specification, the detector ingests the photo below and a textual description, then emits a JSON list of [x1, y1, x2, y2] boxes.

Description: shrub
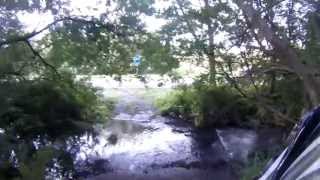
[[155, 86, 197, 121], [0, 77, 113, 140], [0, 76, 114, 179], [156, 84, 256, 128]]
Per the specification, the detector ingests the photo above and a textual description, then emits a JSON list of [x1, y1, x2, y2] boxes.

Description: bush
[[155, 86, 197, 121], [0, 77, 113, 140], [156, 84, 256, 128], [0, 76, 114, 179]]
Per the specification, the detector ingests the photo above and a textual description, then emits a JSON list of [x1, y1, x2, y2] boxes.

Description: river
[[62, 76, 284, 180]]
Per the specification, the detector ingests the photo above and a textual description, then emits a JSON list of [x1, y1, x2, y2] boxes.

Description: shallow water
[[67, 85, 283, 180]]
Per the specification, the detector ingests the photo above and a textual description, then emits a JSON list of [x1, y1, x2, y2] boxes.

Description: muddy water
[[69, 86, 284, 180]]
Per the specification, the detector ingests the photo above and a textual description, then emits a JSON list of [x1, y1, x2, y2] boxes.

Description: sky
[[17, 0, 240, 55], [15, 0, 207, 74], [18, 0, 169, 33]]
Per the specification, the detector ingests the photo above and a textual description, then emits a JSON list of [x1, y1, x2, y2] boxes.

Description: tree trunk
[[208, 26, 216, 85], [204, 0, 216, 85], [235, 0, 320, 108]]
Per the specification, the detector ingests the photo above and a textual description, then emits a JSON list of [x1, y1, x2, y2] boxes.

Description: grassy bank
[[155, 85, 257, 128], [155, 82, 301, 129]]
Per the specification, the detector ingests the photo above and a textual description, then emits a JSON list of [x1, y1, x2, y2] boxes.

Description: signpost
[[133, 54, 141, 66], [132, 53, 141, 74]]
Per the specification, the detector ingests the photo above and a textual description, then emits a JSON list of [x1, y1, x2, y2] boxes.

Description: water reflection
[[0, 87, 282, 180], [59, 90, 254, 179], [74, 116, 194, 173]]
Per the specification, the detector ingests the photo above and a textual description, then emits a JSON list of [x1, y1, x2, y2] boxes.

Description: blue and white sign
[[133, 54, 141, 66]]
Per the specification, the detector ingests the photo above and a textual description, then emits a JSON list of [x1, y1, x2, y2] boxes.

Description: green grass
[[240, 152, 273, 180]]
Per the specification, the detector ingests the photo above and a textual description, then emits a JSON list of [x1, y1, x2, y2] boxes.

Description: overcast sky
[[18, 0, 170, 33], [17, 0, 239, 54]]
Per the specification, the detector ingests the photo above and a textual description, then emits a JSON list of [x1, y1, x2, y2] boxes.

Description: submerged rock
[[107, 134, 118, 145]]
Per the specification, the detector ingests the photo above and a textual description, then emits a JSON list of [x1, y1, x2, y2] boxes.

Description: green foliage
[[116, 0, 155, 16], [0, 133, 56, 180], [155, 86, 198, 121], [240, 152, 272, 180], [0, 0, 63, 12], [46, 26, 178, 75], [156, 73, 305, 128], [0, 42, 35, 79], [0, 76, 113, 140], [139, 36, 179, 74], [156, 84, 256, 128], [303, 11, 320, 65], [47, 25, 134, 75], [261, 77, 304, 125], [0, 74, 114, 179], [19, 148, 55, 180], [1, 0, 319, 178]]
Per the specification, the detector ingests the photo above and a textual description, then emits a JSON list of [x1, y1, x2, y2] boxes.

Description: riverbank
[[73, 83, 285, 180], [0, 77, 286, 179]]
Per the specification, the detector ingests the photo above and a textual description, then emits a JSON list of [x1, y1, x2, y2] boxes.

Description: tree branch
[[216, 61, 249, 98], [0, 18, 66, 48], [24, 40, 60, 76], [216, 60, 295, 125], [175, 0, 199, 41], [0, 17, 117, 48]]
